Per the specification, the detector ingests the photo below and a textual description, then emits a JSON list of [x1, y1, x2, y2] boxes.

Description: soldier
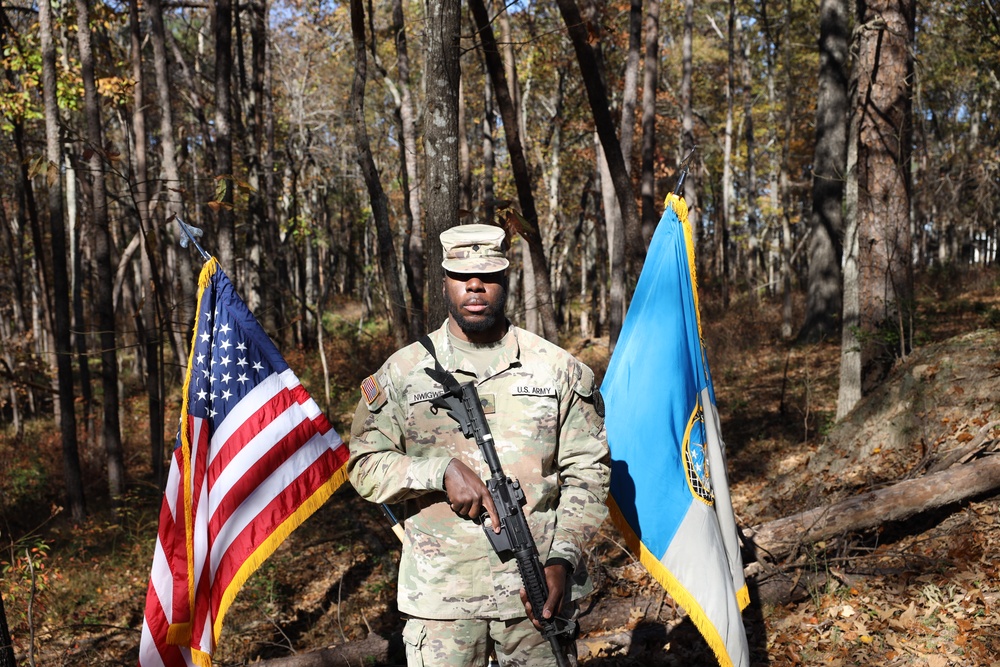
[[348, 224, 610, 666]]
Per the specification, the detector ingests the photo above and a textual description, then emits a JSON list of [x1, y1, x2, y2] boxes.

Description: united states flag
[[139, 259, 349, 667]]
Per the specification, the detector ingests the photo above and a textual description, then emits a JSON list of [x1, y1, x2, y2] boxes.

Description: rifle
[[426, 368, 575, 667]]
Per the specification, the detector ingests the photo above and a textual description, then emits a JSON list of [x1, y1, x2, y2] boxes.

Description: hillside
[[1, 270, 998, 666]]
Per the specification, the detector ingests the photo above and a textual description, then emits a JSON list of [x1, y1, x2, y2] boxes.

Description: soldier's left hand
[[519, 562, 568, 628]]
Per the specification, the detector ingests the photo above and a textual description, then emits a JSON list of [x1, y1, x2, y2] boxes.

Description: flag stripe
[[210, 435, 343, 577], [209, 451, 347, 611], [208, 418, 325, 540]]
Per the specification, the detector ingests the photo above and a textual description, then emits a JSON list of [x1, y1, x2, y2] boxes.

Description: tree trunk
[[597, 139, 625, 351], [0, 585, 14, 667], [854, 0, 916, 389], [799, 0, 848, 342], [747, 455, 1000, 560], [722, 0, 735, 292], [423, 0, 461, 327], [128, 0, 166, 491], [837, 45, 863, 420], [555, 0, 644, 278], [147, 0, 194, 362], [468, 0, 559, 341], [639, 0, 659, 248], [214, 0, 236, 267], [350, 0, 408, 348], [680, 0, 699, 262], [737, 19, 755, 309], [390, 0, 425, 339], [76, 0, 125, 506], [621, 0, 641, 167], [250, 634, 389, 667], [480, 44, 497, 228], [245, 0, 270, 325], [40, 0, 86, 522]]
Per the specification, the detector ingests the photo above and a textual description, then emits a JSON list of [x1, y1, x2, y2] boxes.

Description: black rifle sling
[[417, 335, 463, 395]]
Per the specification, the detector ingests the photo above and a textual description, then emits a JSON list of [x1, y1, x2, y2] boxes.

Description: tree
[[838, 0, 915, 417], [389, 0, 425, 339], [423, 0, 461, 326], [639, 0, 660, 247], [350, 0, 408, 348], [214, 0, 236, 268], [468, 0, 559, 341], [40, 0, 85, 521], [800, 0, 849, 342], [75, 0, 124, 506], [554, 0, 642, 349]]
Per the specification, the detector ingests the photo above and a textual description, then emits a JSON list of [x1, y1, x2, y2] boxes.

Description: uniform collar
[[434, 319, 520, 381]]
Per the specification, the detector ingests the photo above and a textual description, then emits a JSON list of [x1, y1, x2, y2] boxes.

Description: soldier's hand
[[520, 562, 568, 628], [443, 459, 500, 532]]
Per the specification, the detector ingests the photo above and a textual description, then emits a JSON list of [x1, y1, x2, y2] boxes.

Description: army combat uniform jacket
[[348, 320, 610, 621]]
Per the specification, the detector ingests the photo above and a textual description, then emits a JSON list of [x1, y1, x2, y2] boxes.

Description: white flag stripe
[[164, 454, 181, 517], [148, 538, 175, 621], [138, 620, 169, 667], [208, 432, 330, 577], [278, 368, 324, 420], [192, 473, 211, 604], [207, 399, 310, 514], [208, 373, 286, 460]]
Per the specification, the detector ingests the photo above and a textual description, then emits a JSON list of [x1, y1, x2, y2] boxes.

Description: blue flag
[[602, 194, 750, 667]]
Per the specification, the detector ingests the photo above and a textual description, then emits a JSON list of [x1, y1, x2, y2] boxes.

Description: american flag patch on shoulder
[[361, 374, 381, 405]]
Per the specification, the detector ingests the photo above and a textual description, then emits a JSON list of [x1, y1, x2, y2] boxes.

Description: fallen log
[[248, 633, 390, 667], [746, 453, 1000, 560]]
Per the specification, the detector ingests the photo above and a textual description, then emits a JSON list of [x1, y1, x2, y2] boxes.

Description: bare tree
[[838, 0, 915, 416], [147, 0, 194, 363], [639, 0, 660, 247], [468, 0, 559, 341], [75, 0, 125, 505], [390, 0, 425, 339], [214, 0, 236, 267], [350, 0, 408, 348], [40, 0, 85, 521], [800, 0, 849, 342], [555, 0, 642, 348], [423, 0, 462, 326]]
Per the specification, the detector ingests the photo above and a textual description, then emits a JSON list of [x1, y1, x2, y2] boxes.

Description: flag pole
[[175, 216, 212, 261], [674, 146, 697, 196]]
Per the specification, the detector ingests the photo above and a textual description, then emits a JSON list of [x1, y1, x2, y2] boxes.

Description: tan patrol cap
[[440, 224, 510, 274]]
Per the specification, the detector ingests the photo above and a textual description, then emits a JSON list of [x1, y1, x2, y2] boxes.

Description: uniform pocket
[[402, 618, 427, 667]]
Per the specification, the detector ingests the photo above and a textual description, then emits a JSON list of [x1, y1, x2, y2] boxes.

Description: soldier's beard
[[448, 287, 507, 334]]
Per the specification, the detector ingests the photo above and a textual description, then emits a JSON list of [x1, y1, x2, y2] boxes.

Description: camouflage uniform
[[349, 320, 610, 664]]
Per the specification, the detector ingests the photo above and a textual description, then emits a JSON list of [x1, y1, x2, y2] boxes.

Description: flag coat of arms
[[602, 194, 750, 667], [139, 258, 349, 667]]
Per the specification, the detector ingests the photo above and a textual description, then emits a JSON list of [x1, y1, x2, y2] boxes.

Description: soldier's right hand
[[443, 459, 500, 533]]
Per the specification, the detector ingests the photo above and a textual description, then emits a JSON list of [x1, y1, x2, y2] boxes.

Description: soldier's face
[[443, 270, 508, 342]]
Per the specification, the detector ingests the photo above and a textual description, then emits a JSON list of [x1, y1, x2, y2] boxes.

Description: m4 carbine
[[428, 371, 575, 667]]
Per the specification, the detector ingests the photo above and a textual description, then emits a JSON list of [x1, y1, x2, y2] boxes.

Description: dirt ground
[[4, 272, 1000, 667]]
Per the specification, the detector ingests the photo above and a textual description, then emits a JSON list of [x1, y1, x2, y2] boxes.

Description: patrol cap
[[440, 224, 510, 274]]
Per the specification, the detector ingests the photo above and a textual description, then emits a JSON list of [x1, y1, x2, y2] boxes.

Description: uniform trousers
[[402, 607, 578, 667]]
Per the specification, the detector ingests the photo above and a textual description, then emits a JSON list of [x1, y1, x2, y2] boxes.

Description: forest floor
[[2, 265, 999, 667]]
